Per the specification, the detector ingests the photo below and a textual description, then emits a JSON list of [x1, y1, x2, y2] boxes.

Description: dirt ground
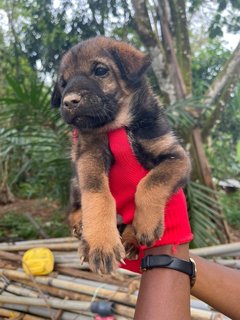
[[0, 198, 239, 242], [0, 198, 70, 241], [0, 198, 61, 219]]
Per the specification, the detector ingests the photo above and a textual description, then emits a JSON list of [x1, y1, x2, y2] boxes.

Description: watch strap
[[141, 254, 196, 287]]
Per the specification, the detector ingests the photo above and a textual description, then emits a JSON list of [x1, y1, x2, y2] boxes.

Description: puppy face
[[52, 36, 151, 131]]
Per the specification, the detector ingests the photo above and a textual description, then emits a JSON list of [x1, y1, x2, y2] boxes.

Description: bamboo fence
[[0, 237, 237, 319]]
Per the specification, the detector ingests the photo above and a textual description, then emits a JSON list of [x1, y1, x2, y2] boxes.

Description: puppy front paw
[[72, 222, 83, 240], [78, 232, 125, 274], [121, 225, 139, 260], [133, 207, 165, 247], [134, 222, 164, 247]]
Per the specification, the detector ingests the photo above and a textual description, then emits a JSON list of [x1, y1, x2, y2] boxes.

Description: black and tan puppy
[[52, 36, 191, 274]]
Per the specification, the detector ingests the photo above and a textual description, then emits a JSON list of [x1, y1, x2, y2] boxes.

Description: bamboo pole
[[55, 266, 130, 286], [0, 269, 138, 307], [0, 242, 79, 252], [0, 282, 39, 298], [0, 295, 91, 311], [0, 307, 47, 320], [190, 242, 240, 257], [191, 307, 227, 319], [213, 259, 240, 269], [0, 251, 22, 261], [1, 304, 91, 320], [6, 279, 136, 319], [16, 279, 93, 302], [114, 304, 135, 318], [0, 237, 77, 247]]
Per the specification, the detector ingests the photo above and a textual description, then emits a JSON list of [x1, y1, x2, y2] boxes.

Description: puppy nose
[[63, 94, 81, 109]]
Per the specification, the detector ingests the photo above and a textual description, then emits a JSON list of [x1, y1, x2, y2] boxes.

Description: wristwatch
[[141, 254, 197, 287]]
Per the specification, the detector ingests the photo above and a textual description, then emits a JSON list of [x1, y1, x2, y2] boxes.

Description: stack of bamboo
[[0, 237, 238, 319]]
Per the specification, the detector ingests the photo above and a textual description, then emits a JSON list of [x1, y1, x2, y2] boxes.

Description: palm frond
[[0, 75, 71, 204], [166, 97, 205, 137], [186, 181, 228, 248]]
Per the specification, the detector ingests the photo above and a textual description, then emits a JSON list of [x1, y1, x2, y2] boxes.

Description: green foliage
[[188, 0, 240, 38], [206, 85, 240, 180], [0, 213, 40, 239], [208, 0, 240, 38], [0, 210, 70, 240], [0, 75, 71, 204], [186, 182, 227, 248], [166, 97, 204, 138], [237, 140, 240, 161], [220, 191, 240, 227], [0, 0, 239, 249], [192, 39, 231, 96], [2, 0, 133, 75]]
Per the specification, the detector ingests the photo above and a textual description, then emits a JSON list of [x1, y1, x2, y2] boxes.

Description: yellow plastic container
[[22, 247, 54, 275]]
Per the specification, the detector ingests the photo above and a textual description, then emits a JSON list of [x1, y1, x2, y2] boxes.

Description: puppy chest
[[108, 128, 148, 224]]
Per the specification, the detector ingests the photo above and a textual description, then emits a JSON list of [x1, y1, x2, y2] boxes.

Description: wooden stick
[[9, 279, 136, 319], [0, 242, 79, 252], [191, 307, 227, 319], [190, 242, 240, 257], [24, 212, 49, 239], [0, 237, 77, 247], [114, 304, 135, 318], [0, 269, 137, 307], [15, 279, 93, 302], [0, 295, 91, 311], [55, 266, 130, 286], [1, 304, 89, 320], [0, 295, 135, 319], [0, 307, 47, 320], [212, 259, 240, 269], [0, 282, 38, 297], [0, 251, 22, 261]]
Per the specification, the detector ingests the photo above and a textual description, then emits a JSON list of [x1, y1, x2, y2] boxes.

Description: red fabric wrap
[[73, 128, 193, 273], [108, 128, 193, 273]]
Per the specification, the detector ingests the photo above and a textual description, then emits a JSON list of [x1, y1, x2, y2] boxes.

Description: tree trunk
[[131, 0, 231, 244], [168, 0, 192, 94], [156, 0, 187, 99], [0, 184, 15, 205], [132, 0, 176, 104], [202, 41, 240, 141]]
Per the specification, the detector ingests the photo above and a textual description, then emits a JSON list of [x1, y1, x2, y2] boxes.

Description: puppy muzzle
[[60, 76, 118, 129]]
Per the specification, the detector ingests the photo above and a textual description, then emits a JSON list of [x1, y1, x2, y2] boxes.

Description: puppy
[[51, 36, 191, 274]]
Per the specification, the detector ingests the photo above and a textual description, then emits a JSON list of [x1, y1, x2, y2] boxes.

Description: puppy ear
[[110, 43, 151, 83], [51, 83, 61, 108]]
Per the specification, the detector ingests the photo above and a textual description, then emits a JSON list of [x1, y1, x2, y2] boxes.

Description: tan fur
[[140, 133, 177, 157], [132, 149, 190, 244], [53, 36, 191, 274]]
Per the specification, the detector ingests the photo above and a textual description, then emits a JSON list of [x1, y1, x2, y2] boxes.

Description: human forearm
[[190, 254, 240, 320], [135, 244, 191, 320]]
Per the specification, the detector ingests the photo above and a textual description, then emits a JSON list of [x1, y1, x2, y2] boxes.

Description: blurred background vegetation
[[0, 0, 239, 247]]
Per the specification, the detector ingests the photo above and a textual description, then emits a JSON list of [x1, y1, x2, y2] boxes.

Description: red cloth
[[73, 128, 193, 273], [107, 128, 193, 273]]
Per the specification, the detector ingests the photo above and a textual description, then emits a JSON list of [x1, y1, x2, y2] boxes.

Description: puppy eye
[[59, 77, 67, 88], [94, 66, 109, 77]]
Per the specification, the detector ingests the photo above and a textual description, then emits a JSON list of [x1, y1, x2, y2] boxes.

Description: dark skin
[[135, 244, 191, 320], [190, 254, 240, 320], [135, 247, 240, 320]]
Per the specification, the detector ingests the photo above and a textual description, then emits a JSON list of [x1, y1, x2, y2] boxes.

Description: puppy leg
[[121, 224, 139, 260], [70, 209, 83, 239], [133, 141, 190, 246], [68, 177, 83, 239], [75, 134, 125, 274]]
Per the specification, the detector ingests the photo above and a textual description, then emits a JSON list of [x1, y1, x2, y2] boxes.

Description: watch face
[[189, 258, 197, 287]]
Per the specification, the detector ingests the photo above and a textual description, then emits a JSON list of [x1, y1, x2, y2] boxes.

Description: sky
[[0, 1, 239, 51]]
